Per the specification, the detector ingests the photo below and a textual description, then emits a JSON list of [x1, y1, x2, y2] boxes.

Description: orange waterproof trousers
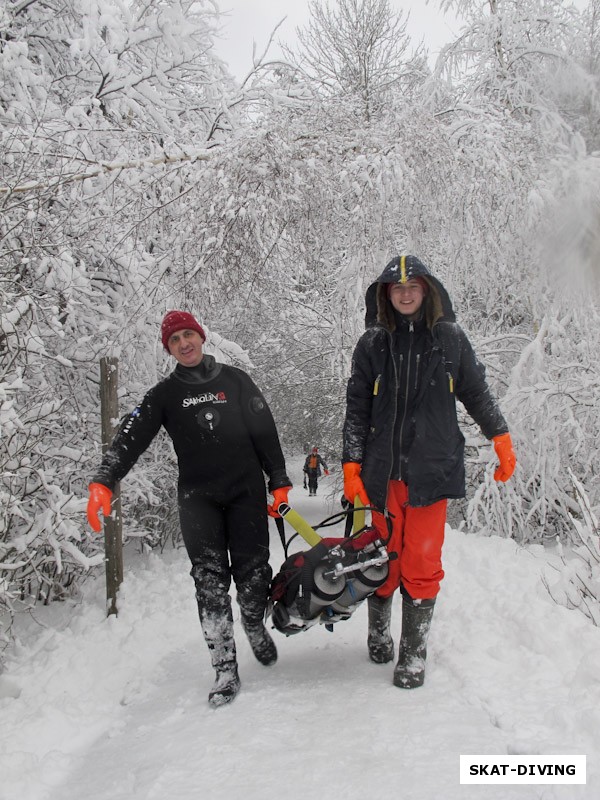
[[371, 480, 446, 600]]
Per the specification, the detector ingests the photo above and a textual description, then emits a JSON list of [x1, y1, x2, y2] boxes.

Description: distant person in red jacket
[[303, 446, 329, 496], [86, 311, 292, 708]]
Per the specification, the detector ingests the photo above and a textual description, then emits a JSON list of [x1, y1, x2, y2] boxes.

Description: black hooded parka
[[342, 256, 508, 509]]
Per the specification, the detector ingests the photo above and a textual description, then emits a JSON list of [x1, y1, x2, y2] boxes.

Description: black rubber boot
[[192, 560, 241, 707], [198, 605, 241, 707], [241, 617, 278, 666], [367, 594, 394, 664], [393, 592, 435, 689], [236, 559, 278, 667], [208, 659, 240, 708]]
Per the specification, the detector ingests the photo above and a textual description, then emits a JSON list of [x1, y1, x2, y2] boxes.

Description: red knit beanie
[[161, 310, 206, 351]]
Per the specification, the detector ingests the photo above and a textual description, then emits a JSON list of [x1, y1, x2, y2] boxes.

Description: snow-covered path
[[1, 474, 599, 800]]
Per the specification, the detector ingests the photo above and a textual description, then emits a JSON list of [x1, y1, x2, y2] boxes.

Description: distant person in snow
[[86, 310, 291, 708], [302, 446, 329, 496], [342, 255, 516, 689]]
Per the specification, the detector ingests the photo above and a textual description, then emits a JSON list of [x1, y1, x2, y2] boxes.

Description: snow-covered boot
[[236, 558, 278, 666], [367, 593, 394, 664], [195, 588, 241, 707], [241, 617, 278, 666], [208, 659, 241, 708], [200, 608, 241, 707], [393, 593, 435, 689]]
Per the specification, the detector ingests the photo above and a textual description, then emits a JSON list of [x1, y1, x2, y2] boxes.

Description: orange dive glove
[[87, 482, 113, 532], [267, 486, 292, 518], [342, 462, 370, 506], [492, 433, 516, 482]]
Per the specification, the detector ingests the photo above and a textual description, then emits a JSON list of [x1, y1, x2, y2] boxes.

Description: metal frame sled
[[268, 501, 392, 636]]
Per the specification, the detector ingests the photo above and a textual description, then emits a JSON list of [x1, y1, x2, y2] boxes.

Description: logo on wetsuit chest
[[182, 392, 227, 407]]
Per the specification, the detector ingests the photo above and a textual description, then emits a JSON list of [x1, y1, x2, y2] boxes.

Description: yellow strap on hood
[[400, 255, 407, 283]]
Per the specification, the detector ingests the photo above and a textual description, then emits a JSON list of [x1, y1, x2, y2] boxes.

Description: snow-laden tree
[[436, 0, 585, 119], [288, 0, 428, 120], [422, 0, 600, 542], [0, 0, 239, 633], [543, 470, 600, 626], [565, 0, 600, 151]]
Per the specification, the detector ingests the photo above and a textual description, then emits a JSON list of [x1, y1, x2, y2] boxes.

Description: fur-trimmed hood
[[364, 255, 455, 331]]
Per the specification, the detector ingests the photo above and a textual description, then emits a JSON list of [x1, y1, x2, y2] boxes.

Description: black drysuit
[[93, 355, 291, 626]]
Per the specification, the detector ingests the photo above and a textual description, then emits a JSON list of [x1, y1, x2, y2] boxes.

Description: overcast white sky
[[213, 0, 462, 80], [214, 0, 589, 80]]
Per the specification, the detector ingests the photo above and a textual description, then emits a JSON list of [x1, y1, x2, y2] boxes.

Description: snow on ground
[[1, 462, 599, 800]]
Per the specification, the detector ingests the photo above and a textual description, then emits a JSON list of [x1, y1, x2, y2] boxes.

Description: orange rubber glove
[[267, 486, 292, 518], [342, 462, 370, 506], [87, 482, 113, 532], [493, 433, 516, 482]]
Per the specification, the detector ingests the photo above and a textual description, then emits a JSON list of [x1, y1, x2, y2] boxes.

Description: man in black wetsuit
[[87, 310, 291, 708]]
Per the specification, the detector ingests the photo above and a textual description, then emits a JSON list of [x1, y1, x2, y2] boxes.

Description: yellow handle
[[276, 503, 321, 547], [353, 496, 365, 533]]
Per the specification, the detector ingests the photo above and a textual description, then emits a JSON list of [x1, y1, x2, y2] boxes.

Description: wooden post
[[100, 356, 123, 616]]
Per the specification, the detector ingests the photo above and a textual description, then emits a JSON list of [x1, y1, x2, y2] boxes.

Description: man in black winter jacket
[[87, 310, 292, 708], [342, 256, 516, 689]]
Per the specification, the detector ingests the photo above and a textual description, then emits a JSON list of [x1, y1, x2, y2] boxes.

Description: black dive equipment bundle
[[268, 501, 395, 635]]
